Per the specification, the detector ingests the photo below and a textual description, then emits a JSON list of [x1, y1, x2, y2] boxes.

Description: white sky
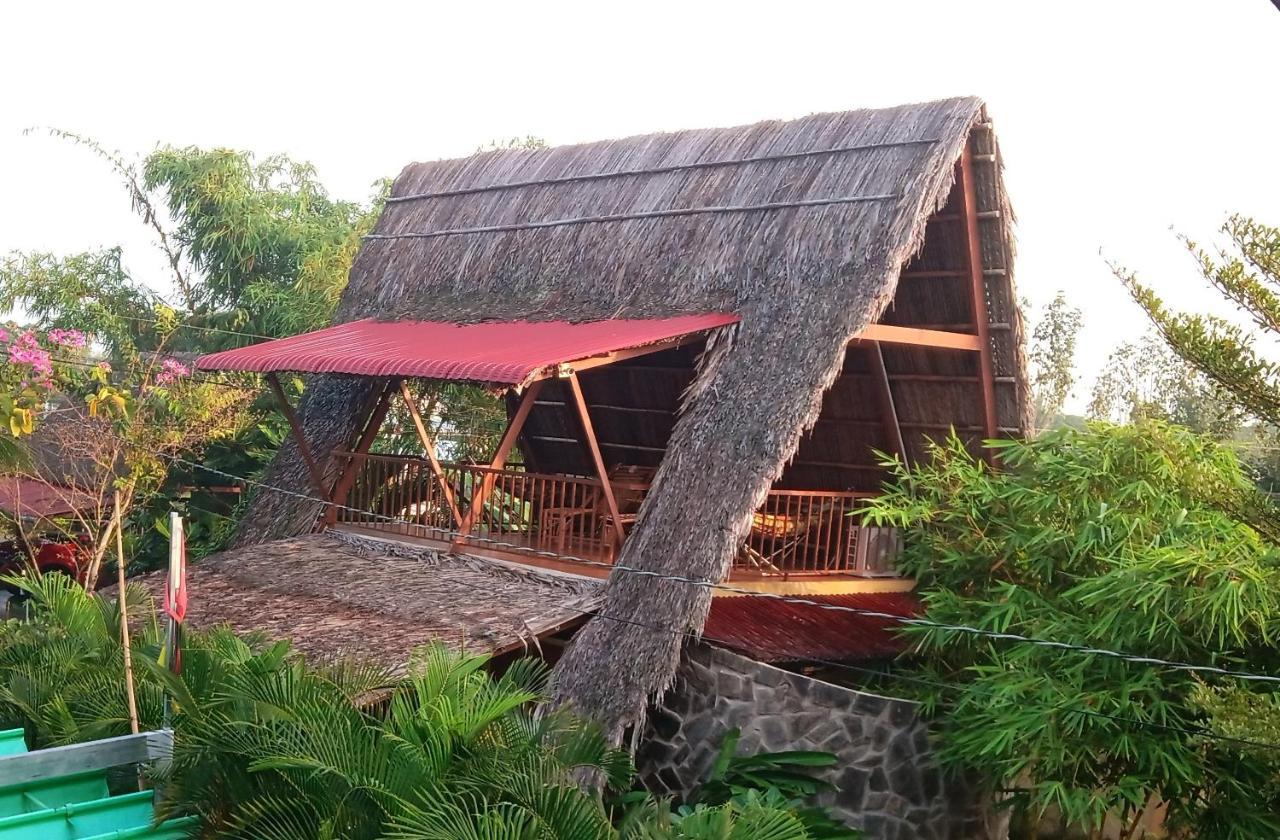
[[2, 0, 1278, 412]]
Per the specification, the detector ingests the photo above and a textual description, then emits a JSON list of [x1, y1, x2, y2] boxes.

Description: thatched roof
[[129, 532, 602, 669], [0, 405, 120, 521], [233, 97, 1028, 736]]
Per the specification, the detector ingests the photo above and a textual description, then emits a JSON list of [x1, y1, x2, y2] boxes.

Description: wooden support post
[[566, 372, 626, 546], [113, 490, 140, 743], [868, 342, 906, 462], [399, 380, 463, 528], [266, 373, 330, 498], [453, 379, 545, 547], [325, 378, 398, 526], [957, 144, 1000, 441]]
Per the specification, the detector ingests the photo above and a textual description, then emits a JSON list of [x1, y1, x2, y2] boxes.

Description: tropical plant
[[0, 576, 828, 839], [156, 642, 631, 839], [620, 791, 819, 840], [685, 728, 858, 840], [0, 572, 164, 746], [863, 421, 1280, 839], [0, 323, 248, 581]]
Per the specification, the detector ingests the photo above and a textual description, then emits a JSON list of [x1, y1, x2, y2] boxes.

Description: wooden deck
[[335, 523, 915, 596], [334, 453, 906, 582]]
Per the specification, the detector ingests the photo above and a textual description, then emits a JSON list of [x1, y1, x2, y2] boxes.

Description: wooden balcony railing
[[332, 451, 901, 577], [738, 490, 898, 576]]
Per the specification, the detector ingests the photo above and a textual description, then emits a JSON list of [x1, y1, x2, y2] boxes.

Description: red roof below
[[703, 592, 919, 663], [0, 477, 101, 519], [196, 315, 739, 384]]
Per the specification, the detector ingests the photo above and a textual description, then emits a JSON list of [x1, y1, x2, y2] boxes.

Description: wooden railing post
[[326, 378, 398, 527], [566, 372, 626, 547], [399, 380, 463, 528], [452, 380, 545, 549]]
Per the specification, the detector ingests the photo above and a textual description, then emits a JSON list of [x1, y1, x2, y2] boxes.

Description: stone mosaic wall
[[637, 644, 955, 840]]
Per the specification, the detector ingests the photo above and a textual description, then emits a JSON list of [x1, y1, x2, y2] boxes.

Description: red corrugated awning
[[196, 315, 739, 384], [0, 478, 101, 519], [703, 592, 919, 663]]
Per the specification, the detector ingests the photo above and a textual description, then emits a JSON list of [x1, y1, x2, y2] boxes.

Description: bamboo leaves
[[866, 422, 1280, 836]]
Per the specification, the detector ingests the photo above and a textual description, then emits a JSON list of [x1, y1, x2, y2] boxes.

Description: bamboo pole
[[113, 490, 140, 739]]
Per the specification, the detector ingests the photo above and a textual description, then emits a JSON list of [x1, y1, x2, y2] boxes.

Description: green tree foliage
[[0, 249, 155, 357], [8, 132, 385, 350], [1088, 329, 1245, 439], [1027, 292, 1083, 430], [1117, 216, 1280, 427], [864, 422, 1280, 838], [0, 325, 247, 579], [141, 147, 383, 342], [0, 134, 387, 563], [0, 575, 837, 839]]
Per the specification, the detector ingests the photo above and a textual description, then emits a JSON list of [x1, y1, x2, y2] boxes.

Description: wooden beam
[[399, 380, 463, 528], [853, 323, 981, 351], [559, 333, 704, 375], [325, 378, 398, 526], [900, 270, 966, 279], [265, 373, 329, 498], [925, 209, 1002, 224], [0, 731, 172, 787], [899, 268, 1006, 280], [453, 380, 546, 546], [790, 460, 888, 472], [868, 342, 906, 461], [567, 372, 626, 546], [526, 435, 668, 454], [534, 400, 675, 416], [956, 145, 1000, 440]]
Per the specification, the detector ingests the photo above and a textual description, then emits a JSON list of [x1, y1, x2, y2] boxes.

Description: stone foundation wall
[[637, 644, 953, 840]]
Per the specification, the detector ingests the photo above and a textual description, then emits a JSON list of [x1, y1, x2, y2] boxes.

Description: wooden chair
[[540, 482, 603, 554]]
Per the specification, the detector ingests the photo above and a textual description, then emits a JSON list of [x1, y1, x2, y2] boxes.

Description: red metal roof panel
[[703, 592, 919, 663], [196, 315, 739, 384], [0, 477, 101, 519]]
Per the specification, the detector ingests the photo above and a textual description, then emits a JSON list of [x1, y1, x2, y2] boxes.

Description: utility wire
[[161, 454, 1280, 688], [546, 599, 1280, 754], [22, 347, 1280, 687]]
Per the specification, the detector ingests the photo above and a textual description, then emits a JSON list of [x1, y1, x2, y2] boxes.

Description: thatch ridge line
[[364, 193, 900, 241], [385, 138, 940, 204]]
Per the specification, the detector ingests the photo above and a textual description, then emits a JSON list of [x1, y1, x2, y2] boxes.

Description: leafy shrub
[[0, 574, 840, 838], [865, 421, 1280, 838]]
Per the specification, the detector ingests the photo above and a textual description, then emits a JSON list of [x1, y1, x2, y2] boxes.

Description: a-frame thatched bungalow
[[195, 97, 1028, 737]]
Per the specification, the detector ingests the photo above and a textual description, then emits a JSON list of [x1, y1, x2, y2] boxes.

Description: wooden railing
[[738, 490, 898, 576], [332, 452, 901, 576]]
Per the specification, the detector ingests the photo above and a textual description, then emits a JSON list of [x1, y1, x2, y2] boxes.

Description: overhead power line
[[555, 600, 1280, 754]]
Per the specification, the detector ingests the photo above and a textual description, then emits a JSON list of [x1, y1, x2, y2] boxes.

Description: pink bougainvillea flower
[[154, 357, 190, 387], [96, 361, 112, 373], [8, 331, 52, 378], [47, 328, 87, 348]]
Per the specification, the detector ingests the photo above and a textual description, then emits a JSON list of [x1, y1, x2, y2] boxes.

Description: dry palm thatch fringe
[[233, 96, 1028, 742]]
